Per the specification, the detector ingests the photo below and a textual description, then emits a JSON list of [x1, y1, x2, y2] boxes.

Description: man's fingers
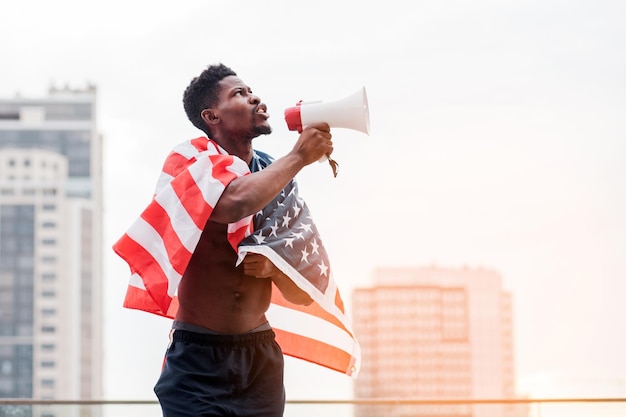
[[309, 122, 331, 133], [243, 254, 272, 278]]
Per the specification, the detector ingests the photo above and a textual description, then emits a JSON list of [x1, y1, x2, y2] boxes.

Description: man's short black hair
[[183, 63, 237, 136]]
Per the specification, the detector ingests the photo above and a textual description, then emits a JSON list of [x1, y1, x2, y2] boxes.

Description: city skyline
[[1, 0, 624, 410]]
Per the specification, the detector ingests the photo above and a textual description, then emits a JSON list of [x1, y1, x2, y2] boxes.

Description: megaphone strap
[[327, 155, 339, 178]]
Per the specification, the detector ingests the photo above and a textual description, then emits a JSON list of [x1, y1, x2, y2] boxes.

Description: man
[[148, 64, 334, 416]]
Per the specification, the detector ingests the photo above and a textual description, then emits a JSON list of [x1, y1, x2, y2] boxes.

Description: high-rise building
[[0, 87, 103, 414], [352, 265, 525, 417]]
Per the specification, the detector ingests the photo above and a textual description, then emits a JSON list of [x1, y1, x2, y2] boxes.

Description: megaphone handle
[[299, 126, 338, 176]]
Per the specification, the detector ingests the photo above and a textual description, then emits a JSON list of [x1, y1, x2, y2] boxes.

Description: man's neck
[[213, 137, 254, 165]]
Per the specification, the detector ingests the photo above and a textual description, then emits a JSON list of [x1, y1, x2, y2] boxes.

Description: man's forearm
[[271, 269, 314, 306], [211, 153, 306, 224]]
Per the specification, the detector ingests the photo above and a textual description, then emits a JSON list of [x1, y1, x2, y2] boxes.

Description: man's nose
[[249, 94, 261, 104]]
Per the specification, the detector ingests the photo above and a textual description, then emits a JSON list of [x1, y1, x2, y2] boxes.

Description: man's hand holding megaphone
[[289, 122, 334, 171], [284, 87, 370, 177]]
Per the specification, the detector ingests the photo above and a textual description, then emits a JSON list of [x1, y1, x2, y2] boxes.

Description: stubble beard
[[252, 124, 272, 137]]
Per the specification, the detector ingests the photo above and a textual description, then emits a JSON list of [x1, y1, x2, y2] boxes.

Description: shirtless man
[[153, 64, 333, 416]]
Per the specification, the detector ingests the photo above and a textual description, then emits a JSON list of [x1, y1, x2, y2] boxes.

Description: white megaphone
[[284, 87, 370, 177], [284, 87, 370, 135]]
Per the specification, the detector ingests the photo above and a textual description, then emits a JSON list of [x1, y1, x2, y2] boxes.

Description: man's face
[[212, 75, 272, 139]]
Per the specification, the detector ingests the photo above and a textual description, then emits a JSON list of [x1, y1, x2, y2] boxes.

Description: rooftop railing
[[1, 397, 626, 417]]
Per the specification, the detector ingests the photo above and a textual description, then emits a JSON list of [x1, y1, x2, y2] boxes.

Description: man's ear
[[201, 109, 219, 125]]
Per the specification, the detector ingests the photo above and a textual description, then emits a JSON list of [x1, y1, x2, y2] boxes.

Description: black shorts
[[154, 329, 285, 417]]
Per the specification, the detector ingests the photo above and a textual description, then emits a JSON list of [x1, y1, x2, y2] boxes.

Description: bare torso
[[175, 220, 272, 333]]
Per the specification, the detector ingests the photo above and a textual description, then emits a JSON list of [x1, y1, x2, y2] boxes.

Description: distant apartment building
[[352, 265, 525, 417], [0, 87, 103, 415]]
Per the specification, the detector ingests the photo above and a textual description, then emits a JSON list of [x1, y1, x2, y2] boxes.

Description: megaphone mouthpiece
[[284, 101, 305, 133]]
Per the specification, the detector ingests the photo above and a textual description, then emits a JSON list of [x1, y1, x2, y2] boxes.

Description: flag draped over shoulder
[[112, 136, 360, 376]]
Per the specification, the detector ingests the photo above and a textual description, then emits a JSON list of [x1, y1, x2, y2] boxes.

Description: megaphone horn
[[284, 87, 370, 135]]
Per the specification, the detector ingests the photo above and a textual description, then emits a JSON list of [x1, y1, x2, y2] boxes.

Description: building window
[[41, 344, 55, 352], [41, 326, 55, 333], [1, 360, 11, 375], [41, 379, 55, 388], [41, 256, 56, 264], [42, 272, 56, 282], [41, 290, 56, 298]]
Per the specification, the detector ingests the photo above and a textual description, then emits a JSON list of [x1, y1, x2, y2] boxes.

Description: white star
[[253, 231, 266, 244], [282, 213, 292, 227], [310, 239, 320, 255], [284, 238, 295, 248], [300, 248, 310, 263], [290, 231, 304, 240], [269, 221, 279, 238], [292, 203, 301, 217], [298, 222, 312, 233], [318, 260, 329, 277]]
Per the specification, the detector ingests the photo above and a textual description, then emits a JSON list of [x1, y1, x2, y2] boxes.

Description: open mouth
[[255, 104, 269, 118]]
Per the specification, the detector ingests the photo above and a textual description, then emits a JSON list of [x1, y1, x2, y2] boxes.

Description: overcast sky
[[2, 0, 625, 409]]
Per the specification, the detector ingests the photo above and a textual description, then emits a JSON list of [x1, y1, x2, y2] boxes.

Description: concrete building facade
[[0, 87, 103, 415], [352, 266, 523, 417]]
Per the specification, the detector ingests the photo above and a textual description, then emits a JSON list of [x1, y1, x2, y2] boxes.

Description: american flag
[[113, 137, 360, 376]]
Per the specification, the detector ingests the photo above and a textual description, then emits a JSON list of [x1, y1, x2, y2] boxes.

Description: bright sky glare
[[1, 0, 625, 408]]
